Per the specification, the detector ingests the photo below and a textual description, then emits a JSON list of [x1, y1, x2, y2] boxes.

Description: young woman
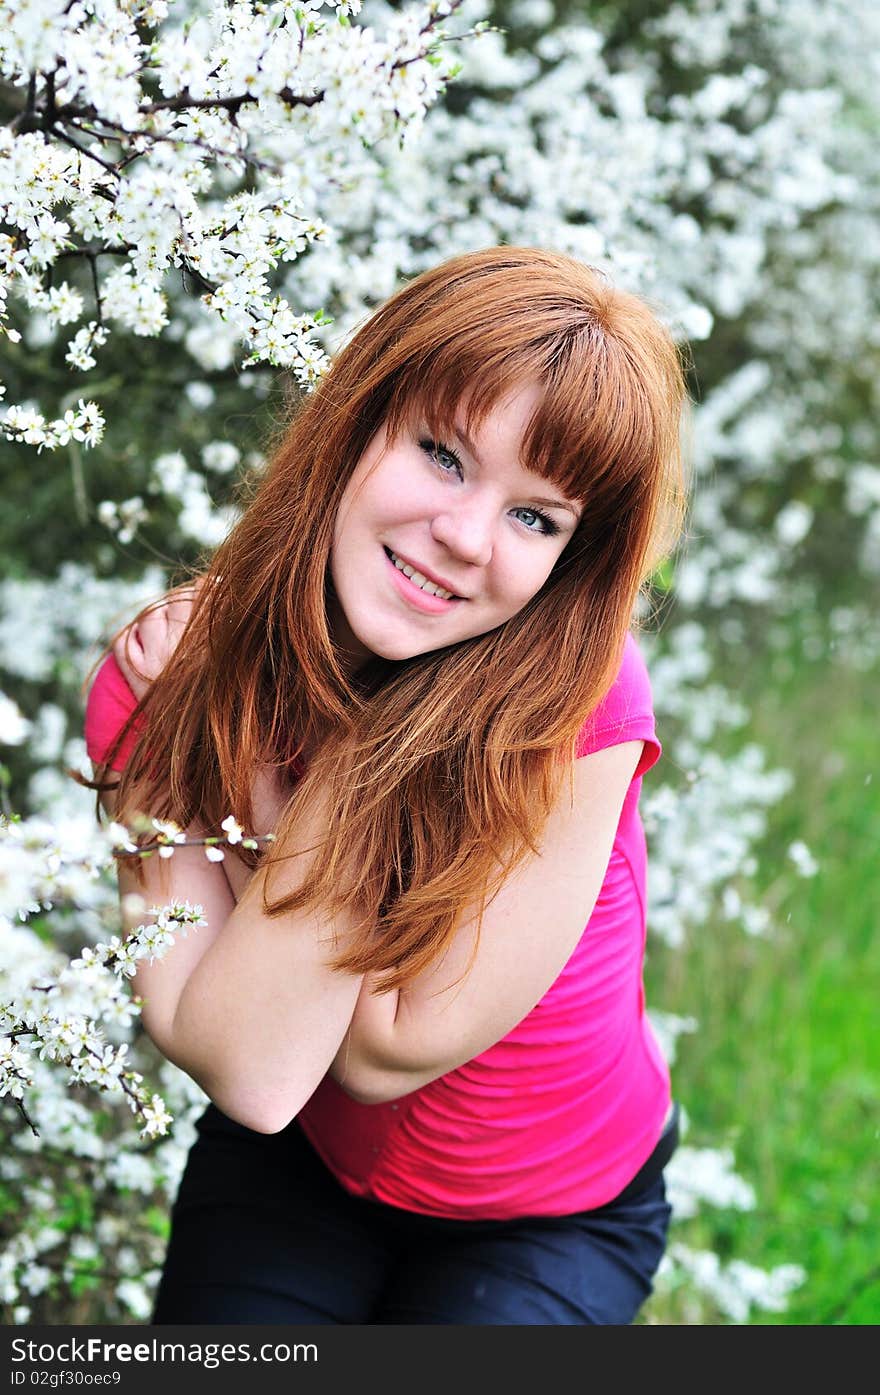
[[84, 245, 690, 1326]]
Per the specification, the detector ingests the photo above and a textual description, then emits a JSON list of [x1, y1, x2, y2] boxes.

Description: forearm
[[100, 769, 237, 1056], [329, 976, 402, 1101], [99, 617, 359, 1126], [111, 758, 359, 1131], [123, 839, 236, 1054], [166, 785, 365, 1133], [329, 742, 644, 1103], [329, 947, 485, 1103]]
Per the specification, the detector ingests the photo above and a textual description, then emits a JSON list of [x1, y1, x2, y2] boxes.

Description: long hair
[[91, 246, 691, 991]]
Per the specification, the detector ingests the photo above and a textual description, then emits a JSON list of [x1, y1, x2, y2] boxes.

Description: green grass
[[643, 632, 880, 1324]]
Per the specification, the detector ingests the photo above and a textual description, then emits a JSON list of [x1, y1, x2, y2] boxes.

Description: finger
[[114, 609, 167, 684], [135, 610, 173, 675], [112, 623, 152, 700], [134, 594, 195, 669], [111, 582, 202, 697], [163, 593, 196, 636]]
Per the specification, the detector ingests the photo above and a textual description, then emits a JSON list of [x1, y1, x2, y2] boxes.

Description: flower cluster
[[0, 802, 273, 1318], [0, 0, 474, 449], [1, 397, 104, 454], [0, 809, 271, 1137], [0, 897, 204, 1138]]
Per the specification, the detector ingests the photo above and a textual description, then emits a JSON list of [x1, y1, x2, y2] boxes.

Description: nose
[[430, 498, 495, 568]]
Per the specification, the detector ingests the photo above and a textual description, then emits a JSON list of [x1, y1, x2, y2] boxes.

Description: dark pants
[[152, 1105, 673, 1326]]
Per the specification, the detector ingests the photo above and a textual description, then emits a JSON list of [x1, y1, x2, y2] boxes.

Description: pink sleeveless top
[[85, 632, 670, 1219]]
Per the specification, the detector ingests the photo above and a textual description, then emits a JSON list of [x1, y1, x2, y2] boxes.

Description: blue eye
[[515, 508, 561, 537], [419, 438, 463, 477]]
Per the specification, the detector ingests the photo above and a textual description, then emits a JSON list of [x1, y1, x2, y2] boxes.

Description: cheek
[[496, 551, 559, 613], [371, 455, 422, 515], [348, 460, 414, 534], [330, 489, 369, 586], [332, 478, 384, 558]]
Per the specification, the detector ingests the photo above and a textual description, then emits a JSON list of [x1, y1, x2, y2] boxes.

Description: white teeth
[[389, 551, 456, 600]]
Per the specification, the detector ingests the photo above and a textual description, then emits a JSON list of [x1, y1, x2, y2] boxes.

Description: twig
[[139, 88, 323, 116], [116, 831, 275, 858], [51, 126, 121, 177], [13, 1095, 39, 1136]]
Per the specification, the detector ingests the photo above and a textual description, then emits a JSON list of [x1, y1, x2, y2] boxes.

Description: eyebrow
[[452, 424, 581, 520]]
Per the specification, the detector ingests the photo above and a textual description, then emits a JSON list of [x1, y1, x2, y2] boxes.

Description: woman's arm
[[102, 779, 237, 1051], [101, 760, 291, 1051], [164, 779, 365, 1134], [97, 588, 258, 1047], [101, 595, 360, 1133], [103, 761, 363, 1134], [328, 739, 644, 1105]]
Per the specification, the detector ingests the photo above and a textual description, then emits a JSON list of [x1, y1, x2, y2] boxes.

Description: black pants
[[153, 1105, 674, 1326]]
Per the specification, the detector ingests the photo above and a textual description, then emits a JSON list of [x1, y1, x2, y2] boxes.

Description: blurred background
[[1, 0, 878, 1323]]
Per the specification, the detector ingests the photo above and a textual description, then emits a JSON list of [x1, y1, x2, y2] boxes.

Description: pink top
[[85, 631, 669, 1220]]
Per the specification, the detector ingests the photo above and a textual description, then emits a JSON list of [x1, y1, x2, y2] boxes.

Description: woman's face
[[328, 382, 583, 671]]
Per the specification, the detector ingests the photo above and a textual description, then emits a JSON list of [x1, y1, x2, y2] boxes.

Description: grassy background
[[643, 625, 880, 1324]]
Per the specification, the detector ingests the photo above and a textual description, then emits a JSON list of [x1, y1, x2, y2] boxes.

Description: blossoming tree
[[1, 0, 876, 1322]]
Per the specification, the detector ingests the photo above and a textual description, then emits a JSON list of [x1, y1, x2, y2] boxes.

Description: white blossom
[[788, 840, 819, 878], [774, 500, 814, 548], [202, 441, 240, 474], [139, 1094, 173, 1139], [0, 0, 468, 439], [662, 1243, 806, 1324], [220, 815, 244, 844], [0, 692, 31, 745]]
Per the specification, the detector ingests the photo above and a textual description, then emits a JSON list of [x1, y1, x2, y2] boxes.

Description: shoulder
[[575, 631, 661, 780], [84, 653, 141, 772]]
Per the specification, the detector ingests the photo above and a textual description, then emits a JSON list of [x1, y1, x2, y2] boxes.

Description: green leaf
[[651, 557, 675, 594], [142, 1205, 171, 1239]]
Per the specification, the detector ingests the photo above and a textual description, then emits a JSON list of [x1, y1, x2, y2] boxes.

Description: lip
[[383, 547, 468, 600], [383, 548, 465, 614]]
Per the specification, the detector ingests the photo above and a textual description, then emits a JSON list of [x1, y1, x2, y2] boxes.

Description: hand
[[113, 583, 200, 701]]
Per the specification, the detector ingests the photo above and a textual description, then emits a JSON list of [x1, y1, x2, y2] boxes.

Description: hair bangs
[[381, 327, 550, 453], [376, 304, 669, 514]]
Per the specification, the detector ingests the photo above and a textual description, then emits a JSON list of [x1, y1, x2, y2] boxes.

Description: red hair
[[90, 246, 690, 990]]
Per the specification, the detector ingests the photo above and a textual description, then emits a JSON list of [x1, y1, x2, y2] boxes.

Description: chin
[[370, 637, 428, 663], [343, 622, 415, 665], [369, 624, 463, 665]]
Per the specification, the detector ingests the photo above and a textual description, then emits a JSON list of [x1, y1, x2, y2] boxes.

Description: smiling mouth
[[383, 547, 465, 601]]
